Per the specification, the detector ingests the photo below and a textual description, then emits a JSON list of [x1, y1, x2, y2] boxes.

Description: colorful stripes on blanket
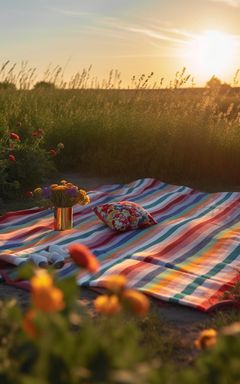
[[0, 178, 240, 312]]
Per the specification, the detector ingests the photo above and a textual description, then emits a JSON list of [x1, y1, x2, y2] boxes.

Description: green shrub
[[0, 125, 63, 199], [34, 81, 56, 90], [0, 81, 16, 90], [8, 144, 55, 188]]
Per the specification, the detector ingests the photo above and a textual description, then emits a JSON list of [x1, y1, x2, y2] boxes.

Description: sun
[[187, 30, 237, 82]]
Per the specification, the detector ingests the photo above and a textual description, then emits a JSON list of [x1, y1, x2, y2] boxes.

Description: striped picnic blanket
[[0, 178, 240, 311]]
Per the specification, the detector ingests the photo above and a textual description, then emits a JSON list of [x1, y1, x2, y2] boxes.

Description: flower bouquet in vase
[[32, 180, 90, 230]]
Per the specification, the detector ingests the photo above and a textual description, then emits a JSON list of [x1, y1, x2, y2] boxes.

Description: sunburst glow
[[187, 31, 237, 81]]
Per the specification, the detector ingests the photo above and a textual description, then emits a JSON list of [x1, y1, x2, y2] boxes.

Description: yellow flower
[[122, 289, 150, 317], [102, 275, 127, 293], [94, 295, 121, 315], [194, 329, 217, 350], [31, 270, 65, 313], [31, 269, 53, 289], [22, 309, 38, 339], [34, 187, 42, 196], [82, 195, 90, 205], [78, 190, 90, 205]]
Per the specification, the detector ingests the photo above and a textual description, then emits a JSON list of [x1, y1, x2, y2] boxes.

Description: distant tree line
[[0, 76, 233, 90], [0, 81, 56, 90], [206, 76, 231, 90]]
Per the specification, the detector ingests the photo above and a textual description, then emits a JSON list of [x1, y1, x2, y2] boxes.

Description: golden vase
[[54, 207, 73, 231]]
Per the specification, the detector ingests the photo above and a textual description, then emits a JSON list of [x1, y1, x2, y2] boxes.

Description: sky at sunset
[[1, 0, 240, 86]]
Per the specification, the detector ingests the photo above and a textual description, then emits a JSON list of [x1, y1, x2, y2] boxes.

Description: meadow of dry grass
[[0, 62, 239, 191], [0, 88, 240, 190]]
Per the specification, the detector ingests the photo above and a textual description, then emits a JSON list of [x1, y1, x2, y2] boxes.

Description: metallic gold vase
[[54, 207, 73, 231]]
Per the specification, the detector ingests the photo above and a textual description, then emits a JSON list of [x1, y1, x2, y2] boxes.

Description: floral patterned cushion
[[94, 201, 157, 232]]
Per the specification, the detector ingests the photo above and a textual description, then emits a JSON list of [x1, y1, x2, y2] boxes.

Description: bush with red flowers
[[0, 129, 22, 197], [0, 125, 64, 199]]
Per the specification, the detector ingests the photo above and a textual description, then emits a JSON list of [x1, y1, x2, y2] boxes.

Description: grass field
[[1, 84, 240, 190]]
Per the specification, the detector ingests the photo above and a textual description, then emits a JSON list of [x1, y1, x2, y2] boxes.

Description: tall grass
[[0, 62, 240, 189]]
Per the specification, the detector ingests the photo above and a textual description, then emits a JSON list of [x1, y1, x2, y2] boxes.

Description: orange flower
[[122, 289, 149, 317], [102, 275, 127, 293], [194, 329, 217, 350], [94, 295, 121, 315], [10, 132, 20, 141], [31, 270, 65, 313], [50, 184, 58, 189], [68, 244, 99, 273], [23, 309, 38, 338], [8, 154, 16, 163], [53, 185, 67, 191]]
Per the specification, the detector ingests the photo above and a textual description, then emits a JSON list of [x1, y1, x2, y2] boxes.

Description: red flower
[[37, 129, 44, 136], [10, 132, 20, 141], [32, 129, 44, 138], [48, 149, 57, 157], [68, 244, 99, 273], [9, 154, 16, 163], [26, 191, 33, 198]]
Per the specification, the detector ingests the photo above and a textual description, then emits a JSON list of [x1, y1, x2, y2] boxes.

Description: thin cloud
[[47, 6, 90, 17], [101, 17, 193, 46], [84, 16, 188, 46], [156, 27, 196, 39], [210, 0, 240, 7], [123, 26, 187, 44]]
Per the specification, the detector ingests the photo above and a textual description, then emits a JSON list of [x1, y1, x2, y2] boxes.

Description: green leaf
[[17, 262, 35, 280], [56, 275, 78, 309]]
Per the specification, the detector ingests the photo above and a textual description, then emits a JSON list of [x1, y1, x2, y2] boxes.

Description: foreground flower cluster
[[23, 243, 150, 339], [68, 243, 149, 316], [94, 275, 149, 316], [0, 242, 240, 383]]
